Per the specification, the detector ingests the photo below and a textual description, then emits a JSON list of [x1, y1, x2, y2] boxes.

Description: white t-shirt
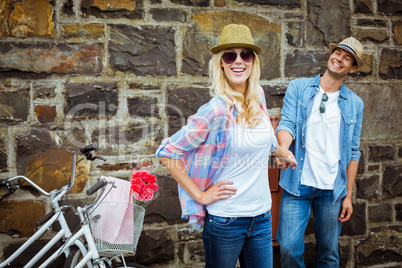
[[301, 87, 341, 189], [206, 115, 278, 217]]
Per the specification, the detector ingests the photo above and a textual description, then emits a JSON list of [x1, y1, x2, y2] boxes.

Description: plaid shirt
[[156, 88, 271, 230]]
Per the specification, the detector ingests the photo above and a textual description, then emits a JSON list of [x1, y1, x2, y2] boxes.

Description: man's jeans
[[202, 211, 273, 268], [277, 185, 343, 267]]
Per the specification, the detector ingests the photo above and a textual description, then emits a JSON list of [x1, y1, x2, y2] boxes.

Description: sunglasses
[[319, 93, 328, 113], [222, 50, 254, 64]]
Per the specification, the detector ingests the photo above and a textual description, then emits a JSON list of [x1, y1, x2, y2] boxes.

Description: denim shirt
[[276, 74, 364, 203]]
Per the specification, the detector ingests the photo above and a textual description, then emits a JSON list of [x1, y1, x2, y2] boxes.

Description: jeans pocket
[[209, 215, 234, 226], [263, 210, 272, 221]]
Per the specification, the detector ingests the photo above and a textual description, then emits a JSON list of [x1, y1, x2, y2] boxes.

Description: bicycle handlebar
[[86, 180, 108, 196]]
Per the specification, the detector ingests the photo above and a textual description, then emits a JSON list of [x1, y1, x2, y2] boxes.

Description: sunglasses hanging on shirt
[[319, 93, 328, 113]]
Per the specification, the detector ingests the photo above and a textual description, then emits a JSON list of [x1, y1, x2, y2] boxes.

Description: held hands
[[197, 180, 237, 206], [275, 147, 297, 169]]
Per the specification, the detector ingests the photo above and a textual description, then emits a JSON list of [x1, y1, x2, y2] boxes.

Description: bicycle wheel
[[113, 262, 147, 268], [64, 246, 111, 268]]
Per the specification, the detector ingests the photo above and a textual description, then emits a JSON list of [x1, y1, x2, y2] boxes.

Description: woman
[[156, 24, 297, 268]]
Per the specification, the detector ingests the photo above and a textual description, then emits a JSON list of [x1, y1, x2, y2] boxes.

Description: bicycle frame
[[43, 208, 104, 268]]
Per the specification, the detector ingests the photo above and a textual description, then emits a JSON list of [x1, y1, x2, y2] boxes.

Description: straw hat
[[329, 37, 363, 67], [211, 24, 262, 54]]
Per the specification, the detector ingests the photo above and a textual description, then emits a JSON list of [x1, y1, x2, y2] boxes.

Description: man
[[275, 37, 364, 267]]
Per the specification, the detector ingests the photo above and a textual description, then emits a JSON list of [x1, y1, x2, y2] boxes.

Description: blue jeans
[[277, 185, 343, 267], [202, 211, 273, 268]]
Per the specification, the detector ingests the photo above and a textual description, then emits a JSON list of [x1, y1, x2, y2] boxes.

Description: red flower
[[131, 169, 158, 202]]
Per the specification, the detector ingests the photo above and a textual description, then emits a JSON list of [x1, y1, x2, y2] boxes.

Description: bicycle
[[0, 143, 146, 268]]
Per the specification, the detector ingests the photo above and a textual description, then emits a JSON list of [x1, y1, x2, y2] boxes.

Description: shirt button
[[301, 158, 303, 160]]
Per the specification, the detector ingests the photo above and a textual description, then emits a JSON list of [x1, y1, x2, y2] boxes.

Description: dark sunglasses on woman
[[222, 50, 254, 64]]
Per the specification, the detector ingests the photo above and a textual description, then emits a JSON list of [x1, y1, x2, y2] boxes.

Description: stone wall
[[0, 0, 401, 267]]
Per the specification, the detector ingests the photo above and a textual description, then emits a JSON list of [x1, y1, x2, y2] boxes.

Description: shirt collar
[[311, 73, 348, 99]]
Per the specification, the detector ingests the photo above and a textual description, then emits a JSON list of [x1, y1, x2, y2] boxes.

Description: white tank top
[[206, 115, 278, 217]]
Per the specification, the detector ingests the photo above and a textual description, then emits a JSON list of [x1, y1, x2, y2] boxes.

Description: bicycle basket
[[90, 201, 145, 257]]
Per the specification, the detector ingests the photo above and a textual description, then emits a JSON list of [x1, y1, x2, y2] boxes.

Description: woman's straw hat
[[329, 37, 364, 67], [211, 24, 262, 54]]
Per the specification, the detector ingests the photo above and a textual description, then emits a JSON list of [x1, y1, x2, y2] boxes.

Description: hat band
[[338, 44, 357, 56]]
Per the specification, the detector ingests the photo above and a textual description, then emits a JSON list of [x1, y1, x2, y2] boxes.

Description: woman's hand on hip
[[198, 180, 237, 205]]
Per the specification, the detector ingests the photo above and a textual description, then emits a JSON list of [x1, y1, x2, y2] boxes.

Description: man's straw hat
[[329, 37, 363, 67], [211, 24, 262, 54]]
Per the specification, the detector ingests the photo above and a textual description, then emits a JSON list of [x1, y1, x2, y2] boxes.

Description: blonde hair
[[209, 50, 263, 128]]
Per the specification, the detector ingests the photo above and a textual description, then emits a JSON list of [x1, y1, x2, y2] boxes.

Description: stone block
[[383, 165, 402, 199], [61, 0, 74, 16], [64, 82, 118, 118], [128, 83, 160, 91], [369, 146, 395, 162], [144, 197, 181, 223], [0, 0, 54, 37], [177, 241, 205, 264], [92, 120, 163, 156], [127, 96, 159, 117], [306, 0, 351, 46], [81, 0, 144, 19], [236, 0, 301, 7], [135, 229, 175, 264], [35, 105, 56, 123], [396, 203, 402, 221], [170, 0, 209, 6], [393, 20, 402, 45], [286, 22, 303, 47], [355, 29, 389, 44], [16, 129, 89, 194], [109, 25, 176, 76], [285, 50, 327, 77], [399, 146, 402, 158], [354, 0, 374, 14], [150, 8, 187, 22], [0, 43, 103, 76], [357, 19, 387, 27], [98, 162, 137, 172], [0, 134, 7, 172], [356, 175, 379, 200], [352, 84, 400, 141], [351, 53, 372, 77], [61, 23, 105, 39], [262, 85, 286, 109], [0, 200, 45, 237], [357, 151, 365, 174], [339, 243, 350, 268], [378, 0, 402, 15], [380, 48, 402, 80], [369, 203, 392, 222], [341, 202, 366, 236], [367, 164, 380, 172], [166, 84, 211, 136], [182, 11, 281, 80], [33, 84, 57, 99], [0, 86, 29, 123], [178, 228, 202, 241], [59, 126, 86, 152], [214, 0, 226, 7], [303, 242, 317, 266], [356, 226, 402, 266]]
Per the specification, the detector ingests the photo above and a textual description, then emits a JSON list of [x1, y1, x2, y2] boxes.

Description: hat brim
[[329, 43, 363, 67], [211, 43, 262, 54]]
